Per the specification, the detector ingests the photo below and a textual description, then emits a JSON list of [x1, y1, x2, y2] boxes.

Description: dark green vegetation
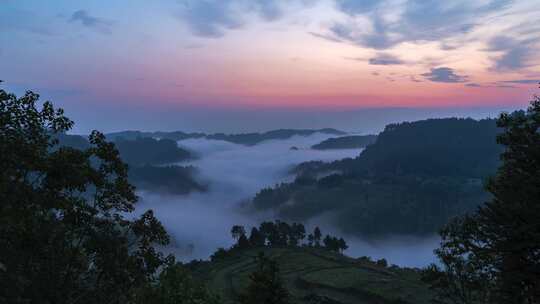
[[191, 247, 432, 304], [227, 222, 347, 253], [3, 83, 538, 304], [423, 95, 540, 304], [55, 133, 205, 195], [0, 86, 216, 303], [106, 128, 346, 146], [188, 223, 429, 304], [238, 252, 291, 304], [253, 118, 501, 236], [129, 165, 207, 195], [311, 135, 377, 150], [113, 137, 193, 165]]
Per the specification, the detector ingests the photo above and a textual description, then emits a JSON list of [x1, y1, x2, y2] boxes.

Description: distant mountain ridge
[[55, 133, 204, 195], [105, 128, 346, 146], [311, 134, 378, 150]]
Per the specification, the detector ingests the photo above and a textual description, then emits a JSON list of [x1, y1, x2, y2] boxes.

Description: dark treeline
[[211, 222, 348, 261], [113, 136, 193, 166], [311, 134, 377, 150], [57, 133, 194, 165]]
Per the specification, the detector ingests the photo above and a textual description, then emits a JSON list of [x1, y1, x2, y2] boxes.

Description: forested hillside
[[253, 118, 502, 236], [56, 133, 205, 194], [311, 134, 377, 150]]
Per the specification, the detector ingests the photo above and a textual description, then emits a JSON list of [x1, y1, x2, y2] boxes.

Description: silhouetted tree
[[289, 223, 306, 246], [237, 234, 250, 249], [136, 262, 220, 304], [338, 238, 348, 253], [313, 227, 322, 247], [276, 221, 291, 246], [238, 253, 290, 304], [260, 221, 281, 247], [0, 86, 170, 303], [231, 225, 246, 241], [376, 258, 388, 268], [423, 94, 540, 304], [249, 227, 265, 247], [307, 234, 314, 247]]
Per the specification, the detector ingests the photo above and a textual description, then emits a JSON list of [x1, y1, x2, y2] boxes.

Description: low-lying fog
[[136, 133, 439, 268]]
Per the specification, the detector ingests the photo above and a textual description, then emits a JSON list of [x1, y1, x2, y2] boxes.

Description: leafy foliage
[[0, 87, 170, 303], [423, 95, 540, 304], [136, 262, 220, 304]]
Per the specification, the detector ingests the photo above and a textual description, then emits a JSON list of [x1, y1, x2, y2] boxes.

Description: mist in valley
[[135, 133, 439, 268]]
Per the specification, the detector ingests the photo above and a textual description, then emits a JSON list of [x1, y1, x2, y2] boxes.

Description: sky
[[1, 0, 539, 133]]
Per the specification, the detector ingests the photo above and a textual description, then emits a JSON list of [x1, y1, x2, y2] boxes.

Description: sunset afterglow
[[1, 0, 539, 131]]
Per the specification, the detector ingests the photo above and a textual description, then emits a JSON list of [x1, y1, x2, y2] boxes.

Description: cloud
[[500, 79, 540, 84], [308, 32, 343, 43], [409, 75, 422, 83], [323, 0, 511, 50], [486, 36, 538, 71], [177, 0, 288, 38], [421, 67, 467, 83], [464, 82, 518, 89], [137, 134, 360, 260], [178, 0, 242, 38], [70, 10, 112, 34], [368, 53, 405, 65]]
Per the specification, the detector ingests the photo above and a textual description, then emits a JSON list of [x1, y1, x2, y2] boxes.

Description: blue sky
[[1, 0, 539, 133]]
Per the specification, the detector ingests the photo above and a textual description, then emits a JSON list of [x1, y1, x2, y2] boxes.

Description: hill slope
[[311, 135, 378, 150], [190, 247, 432, 304], [252, 118, 501, 236]]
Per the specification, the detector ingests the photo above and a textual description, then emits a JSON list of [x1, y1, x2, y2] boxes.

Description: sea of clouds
[[135, 133, 439, 267]]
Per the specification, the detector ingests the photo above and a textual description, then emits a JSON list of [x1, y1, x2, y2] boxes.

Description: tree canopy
[[423, 94, 540, 304], [0, 86, 213, 303]]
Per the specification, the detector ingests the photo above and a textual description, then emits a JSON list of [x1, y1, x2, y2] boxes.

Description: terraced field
[[191, 247, 433, 304]]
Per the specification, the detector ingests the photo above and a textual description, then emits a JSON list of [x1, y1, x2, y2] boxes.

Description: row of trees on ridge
[[230, 221, 348, 253]]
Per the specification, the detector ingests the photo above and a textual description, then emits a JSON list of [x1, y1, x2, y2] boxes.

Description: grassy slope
[[191, 247, 433, 304]]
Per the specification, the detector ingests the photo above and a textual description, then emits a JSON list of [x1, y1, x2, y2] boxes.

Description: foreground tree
[[423, 94, 540, 304], [0, 86, 170, 303], [238, 253, 290, 304], [136, 262, 220, 304]]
